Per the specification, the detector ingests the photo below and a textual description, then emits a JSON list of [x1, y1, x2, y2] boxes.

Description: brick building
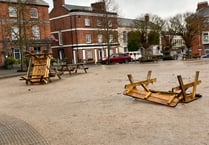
[[49, 0, 119, 64], [0, 0, 50, 66], [194, 1, 209, 55]]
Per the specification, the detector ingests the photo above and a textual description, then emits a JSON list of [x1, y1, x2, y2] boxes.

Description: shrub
[[4, 56, 16, 66]]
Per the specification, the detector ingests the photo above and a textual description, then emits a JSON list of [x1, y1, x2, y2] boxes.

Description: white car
[[125, 51, 142, 61]]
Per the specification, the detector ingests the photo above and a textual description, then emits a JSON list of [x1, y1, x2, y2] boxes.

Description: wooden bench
[[59, 63, 88, 74]]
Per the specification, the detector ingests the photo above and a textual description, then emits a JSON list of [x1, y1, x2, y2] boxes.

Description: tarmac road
[[0, 59, 209, 145]]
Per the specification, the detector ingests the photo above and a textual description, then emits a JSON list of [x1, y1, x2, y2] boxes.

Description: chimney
[[91, 2, 106, 12], [196, 1, 208, 11], [53, 0, 65, 8]]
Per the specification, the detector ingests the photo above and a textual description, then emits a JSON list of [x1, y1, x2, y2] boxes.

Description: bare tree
[[135, 14, 163, 58], [160, 18, 175, 50], [135, 15, 148, 49], [95, 0, 118, 64], [171, 12, 204, 52]]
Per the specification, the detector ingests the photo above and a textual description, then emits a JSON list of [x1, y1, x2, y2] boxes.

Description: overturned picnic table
[[58, 63, 88, 75], [123, 71, 202, 107], [20, 52, 62, 85]]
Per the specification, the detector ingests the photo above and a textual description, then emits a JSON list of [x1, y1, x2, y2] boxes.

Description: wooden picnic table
[[59, 63, 88, 74]]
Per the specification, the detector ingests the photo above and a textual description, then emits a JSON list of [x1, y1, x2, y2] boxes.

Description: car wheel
[[106, 60, 111, 64], [124, 59, 129, 63]]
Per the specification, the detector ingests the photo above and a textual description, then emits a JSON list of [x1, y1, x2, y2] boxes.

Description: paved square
[[0, 60, 209, 145]]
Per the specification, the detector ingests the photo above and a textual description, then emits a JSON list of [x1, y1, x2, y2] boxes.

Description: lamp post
[[145, 14, 149, 46], [198, 24, 202, 57], [144, 14, 149, 58]]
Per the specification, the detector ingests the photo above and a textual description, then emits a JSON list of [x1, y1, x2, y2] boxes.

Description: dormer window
[[30, 8, 38, 18]]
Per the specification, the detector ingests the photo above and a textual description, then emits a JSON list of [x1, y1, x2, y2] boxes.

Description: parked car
[[101, 53, 132, 64], [201, 53, 209, 58], [125, 51, 142, 61]]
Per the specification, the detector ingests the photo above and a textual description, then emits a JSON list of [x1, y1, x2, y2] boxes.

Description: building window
[[13, 48, 20, 59], [124, 47, 128, 52], [87, 50, 93, 60], [30, 8, 38, 18], [97, 19, 102, 27], [59, 49, 65, 60], [123, 31, 127, 43], [11, 26, 19, 40], [205, 45, 209, 53], [86, 34, 91, 43], [58, 31, 63, 45], [34, 47, 41, 54], [108, 19, 112, 27], [109, 34, 113, 43], [85, 18, 90, 26], [98, 34, 103, 43], [203, 32, 209, 44], [32, 25, 40, 40], [9, 6, 17, 17]]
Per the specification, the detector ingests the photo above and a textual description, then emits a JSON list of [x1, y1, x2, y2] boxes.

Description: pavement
[[0, 68, 26, 79], [1, 60, 209, 145]]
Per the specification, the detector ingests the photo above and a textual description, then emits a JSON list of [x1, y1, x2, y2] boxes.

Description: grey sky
[[46, 0, 204, 19]]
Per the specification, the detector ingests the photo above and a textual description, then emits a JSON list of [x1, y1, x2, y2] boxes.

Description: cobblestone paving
[[0, 114, 50, 145]]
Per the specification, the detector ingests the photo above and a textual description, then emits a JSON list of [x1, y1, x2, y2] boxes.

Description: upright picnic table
[[59, 63, 88, 74]]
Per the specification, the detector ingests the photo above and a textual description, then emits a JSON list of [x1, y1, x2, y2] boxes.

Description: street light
[[145, 14, 149, 45]]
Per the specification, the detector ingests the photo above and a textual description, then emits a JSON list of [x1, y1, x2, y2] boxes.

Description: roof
[[196, 6, 209, 17], [0, 0, 49, 7], [118, 18, 136, 27], [63, 4, 91, 12], [62, 4, 117, 15]]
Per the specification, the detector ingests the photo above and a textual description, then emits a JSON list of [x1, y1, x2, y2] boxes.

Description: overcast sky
[[45, 0, 204, 19]]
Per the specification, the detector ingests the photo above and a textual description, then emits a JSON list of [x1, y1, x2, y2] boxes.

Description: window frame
[[34, 47, 41, 54], [108, 19, 112, 27], [32, 25, 40, 40], [8, 6, 17, 17], [202, 32, 209, 44], [86, 34, 92, 44], [97, 19, 102, 27], [109, 34, 113, 43], [11, 25, 19, 40], [30, 8, 38, 18], [58, 31, 63, 45], [85, 18, 90, 26], [123, 31, 127, 43], [98, 34, 103, 43], [87, 50, 93, 60], [13, 48, 21, 59]]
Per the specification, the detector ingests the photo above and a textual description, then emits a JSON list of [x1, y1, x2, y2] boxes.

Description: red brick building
[[0, 0, 50, 66], [193, 1, 209, 55], [50, 0, 119, 64]]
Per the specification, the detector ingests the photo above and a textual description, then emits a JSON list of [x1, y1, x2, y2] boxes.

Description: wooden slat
[[124, 89, 179, 107]]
